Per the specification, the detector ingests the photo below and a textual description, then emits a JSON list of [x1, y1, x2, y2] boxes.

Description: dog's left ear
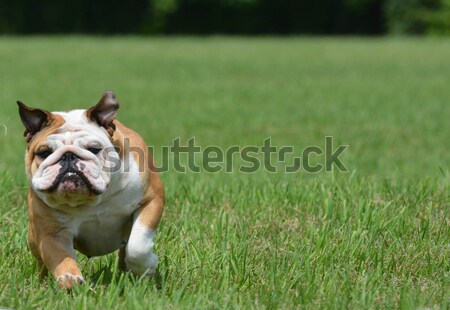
[[86, 91, 119, 136]]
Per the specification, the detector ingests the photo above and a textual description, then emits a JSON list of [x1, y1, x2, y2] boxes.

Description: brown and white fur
[[17, 91, 164, 289]]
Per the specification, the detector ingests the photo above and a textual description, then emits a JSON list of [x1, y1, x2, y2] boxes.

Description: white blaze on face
[[31, 110, 119, 200]]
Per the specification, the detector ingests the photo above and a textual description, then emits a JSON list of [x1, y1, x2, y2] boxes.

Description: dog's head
[[18, 91, 120, 208]]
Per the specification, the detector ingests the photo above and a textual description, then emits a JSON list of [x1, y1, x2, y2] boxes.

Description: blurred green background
[[0, 37, 449, 180], [0, 0, 449, 35]]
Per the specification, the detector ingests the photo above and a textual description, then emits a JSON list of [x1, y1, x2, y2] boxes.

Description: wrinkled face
[[29, 110, 116, 206], [19, 91, 120, 208]]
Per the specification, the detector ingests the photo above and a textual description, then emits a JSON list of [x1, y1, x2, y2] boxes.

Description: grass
[[0, 37, 449, 309]]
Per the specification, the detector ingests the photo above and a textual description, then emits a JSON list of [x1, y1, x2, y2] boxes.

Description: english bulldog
[[17, 91, 164, 289]]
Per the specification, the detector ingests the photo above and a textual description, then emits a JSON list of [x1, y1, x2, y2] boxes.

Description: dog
[[17, 91, 164, 289]]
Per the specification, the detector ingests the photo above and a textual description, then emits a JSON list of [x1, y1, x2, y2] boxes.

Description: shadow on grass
[[87, 255, 164, 291]]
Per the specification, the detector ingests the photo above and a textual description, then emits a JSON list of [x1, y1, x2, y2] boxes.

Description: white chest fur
[[55, 155, 145, 257]]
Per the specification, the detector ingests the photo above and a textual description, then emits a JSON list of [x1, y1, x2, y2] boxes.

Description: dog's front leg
[[38, 230, 84, 289], [124, 196, 164, 277], [28, 192, 84, 289]]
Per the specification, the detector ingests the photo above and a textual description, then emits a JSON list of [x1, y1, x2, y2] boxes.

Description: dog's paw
[[57, 273, 85, 289], [125, 251, 158, 277]]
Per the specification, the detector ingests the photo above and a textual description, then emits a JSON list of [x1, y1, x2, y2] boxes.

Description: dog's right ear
[[17, 101, 52, 142]]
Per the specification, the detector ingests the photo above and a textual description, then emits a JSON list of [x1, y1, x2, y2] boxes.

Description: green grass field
[[0, 37, 449, 309]]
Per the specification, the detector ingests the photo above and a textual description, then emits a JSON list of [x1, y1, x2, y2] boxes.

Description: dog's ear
[[17, 101, 52, 142], [86, 91, 119, 136]]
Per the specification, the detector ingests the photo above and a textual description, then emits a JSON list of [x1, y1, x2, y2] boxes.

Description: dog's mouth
[[48, 168, 101, 195]]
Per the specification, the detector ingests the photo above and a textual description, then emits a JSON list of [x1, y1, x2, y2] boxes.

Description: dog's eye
[[88, 147, 102, 155], [36, 150, 52, 159]]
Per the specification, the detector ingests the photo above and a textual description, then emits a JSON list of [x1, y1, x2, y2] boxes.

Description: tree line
[[0, 0, 449, 35]]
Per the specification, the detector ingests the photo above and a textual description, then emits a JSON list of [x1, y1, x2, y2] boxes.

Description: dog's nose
[[60, 152, 79, 162]]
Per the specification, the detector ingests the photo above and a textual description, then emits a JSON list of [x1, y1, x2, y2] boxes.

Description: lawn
[[0, 37, 449, 309]]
